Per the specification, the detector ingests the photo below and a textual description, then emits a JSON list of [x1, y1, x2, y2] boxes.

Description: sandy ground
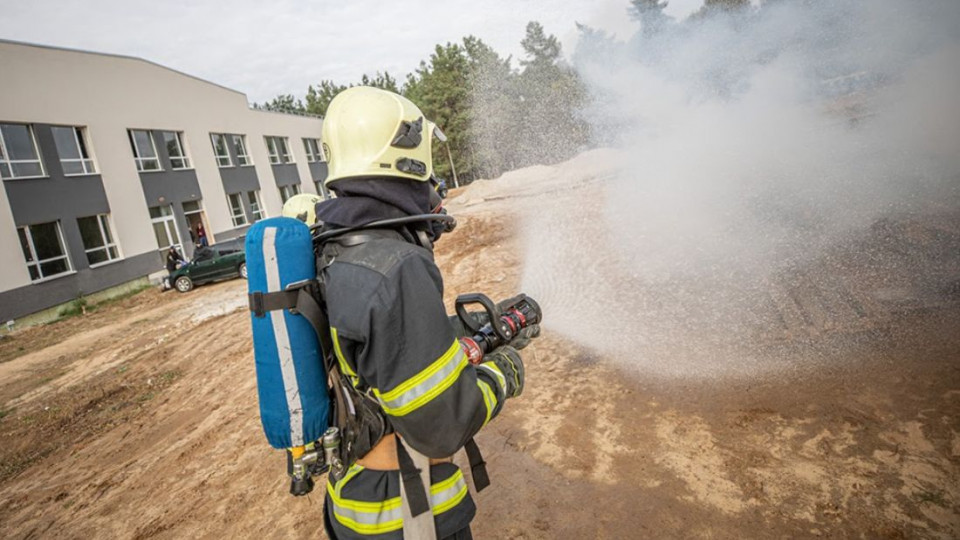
[[1, 151, 959, 539]]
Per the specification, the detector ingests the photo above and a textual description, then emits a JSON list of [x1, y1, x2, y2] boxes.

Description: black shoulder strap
[[464, 438, 490, 491], [396, 439, 431, 517]]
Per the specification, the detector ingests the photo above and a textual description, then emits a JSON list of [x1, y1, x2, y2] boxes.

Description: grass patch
[[0, 447, 55, 482], [91, 283, 153, 310], [158, 369, 182, 384], [0, 407, 13, 420], [57, 296, 88, 319], [50, 283, 152, 323]]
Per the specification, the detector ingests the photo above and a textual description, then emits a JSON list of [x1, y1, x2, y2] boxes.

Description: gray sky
[[0, 0, 704, 104]]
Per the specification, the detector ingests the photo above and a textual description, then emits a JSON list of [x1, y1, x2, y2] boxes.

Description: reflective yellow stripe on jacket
[[373, 340, 467, 416], [331, 327, 360, 386], [327, 464, 469, 535], [476, 379, 497, 426]]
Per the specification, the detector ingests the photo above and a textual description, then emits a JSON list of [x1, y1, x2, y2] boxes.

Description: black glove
[[481, 345, 524, 399], [510, 324, 540, 351], [448, 313, 481, 339]]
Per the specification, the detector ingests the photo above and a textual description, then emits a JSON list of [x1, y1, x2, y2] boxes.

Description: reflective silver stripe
[[263, 227, 303, 447], [430, 473, 468, 510], [376, 345, 467, 416], [477, 363, 506, 391], [332, 501, 404, 529], [329, 472, 468, 531]]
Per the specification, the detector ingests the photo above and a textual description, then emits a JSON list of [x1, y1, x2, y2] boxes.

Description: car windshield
[[193, 247, 214, 261]]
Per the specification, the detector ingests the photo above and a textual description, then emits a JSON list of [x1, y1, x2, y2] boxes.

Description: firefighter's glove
[[482, 345, 524, 399], [510, 324, 540, 351]]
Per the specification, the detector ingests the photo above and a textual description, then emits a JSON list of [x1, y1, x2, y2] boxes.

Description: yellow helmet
[[322, 86, 442, 186], [281, 193, 324, 225]]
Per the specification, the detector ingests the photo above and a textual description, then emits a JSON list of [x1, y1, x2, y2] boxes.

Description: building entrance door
[[182, 200, 211, 247]]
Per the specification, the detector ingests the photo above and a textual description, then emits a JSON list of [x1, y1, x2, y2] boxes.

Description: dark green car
[[170, 239, 246, 293]]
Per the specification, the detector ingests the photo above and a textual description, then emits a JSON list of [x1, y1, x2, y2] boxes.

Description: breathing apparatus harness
[[252, 211, 488, 521], [251, 199, 540, 540]]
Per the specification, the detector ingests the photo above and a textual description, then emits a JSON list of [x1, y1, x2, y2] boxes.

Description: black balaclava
[[314, 177, 444, 241]]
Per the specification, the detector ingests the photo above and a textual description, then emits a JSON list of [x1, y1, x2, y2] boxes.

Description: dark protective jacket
[[165, 249, 183, 273], [320, 228, 507, 539]]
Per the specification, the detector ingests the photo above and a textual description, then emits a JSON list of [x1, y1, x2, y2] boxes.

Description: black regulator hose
[[312, 214, 457, 242]]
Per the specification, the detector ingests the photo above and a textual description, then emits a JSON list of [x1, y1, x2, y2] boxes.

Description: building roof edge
[[0, 38, 248, 99]]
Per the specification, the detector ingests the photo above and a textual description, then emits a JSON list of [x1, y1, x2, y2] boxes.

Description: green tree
[[462, 36, 521, 178], [403, 43, 472, 181], [305, 81, 347, 117], [520, 21, 562, 69], [691, 0, 751, 19], [515, 21, 590, 167], [629, 0, 671, 36], [360, 71, 401, 93], [706, 0, 750, 9], [256, 94, 306, 114], [304, 72, 400, 117], [273, 25, 591, 182]]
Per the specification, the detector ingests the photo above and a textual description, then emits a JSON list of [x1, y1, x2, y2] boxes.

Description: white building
[[0, 40, 328, 322]]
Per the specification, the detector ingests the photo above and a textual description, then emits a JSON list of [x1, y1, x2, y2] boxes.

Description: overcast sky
[[1, 0, 705, 104]]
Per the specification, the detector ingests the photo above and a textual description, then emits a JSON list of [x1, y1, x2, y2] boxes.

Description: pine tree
[[258, 94, 306, 114], [515, 21, 590, 167], [360, 71, 401, 93], [691, 0, 752, 19], [403, 43, 472, 180], [463, 36, 520, 178], [629, 0, 670, 37], [305, 81, 347, 117]]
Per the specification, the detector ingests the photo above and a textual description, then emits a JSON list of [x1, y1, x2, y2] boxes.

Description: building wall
[[0, 40, 327, 320]]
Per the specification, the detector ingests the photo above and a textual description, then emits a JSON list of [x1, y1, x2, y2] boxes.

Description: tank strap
[[248, 281, 334, 365]]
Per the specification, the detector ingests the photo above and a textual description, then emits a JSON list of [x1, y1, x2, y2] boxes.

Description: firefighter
[[280, 193, 324, 224], [312, 86, 537, 539]]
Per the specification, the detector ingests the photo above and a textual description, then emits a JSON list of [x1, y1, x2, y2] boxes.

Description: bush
[[57, 296, 88, 318]]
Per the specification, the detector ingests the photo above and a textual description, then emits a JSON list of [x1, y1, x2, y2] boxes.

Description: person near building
[[196, 221, 208, 247], [163, 246, 184, 290], [301, 86, 538, 540]]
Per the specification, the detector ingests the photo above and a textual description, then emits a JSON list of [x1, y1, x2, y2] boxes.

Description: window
[[51, 126, 96, 176], [129, 130, 161, 172], [228, 193, 247, 226], [0, 123, 45, 179], [266, 136, 293, 164], [315, 181, 332, 199], [211, 133, 232, 167], [303, 138, 323, 163], [149, 205, 181, 253], [232, 134, 252, 166], [279, 183, 301, 203], [247, 190, 264, 221], [18, 221, 72, 281], [162, 131, 191, 170], [77, 214, 120, 265], [217, 243, 242, 256]]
